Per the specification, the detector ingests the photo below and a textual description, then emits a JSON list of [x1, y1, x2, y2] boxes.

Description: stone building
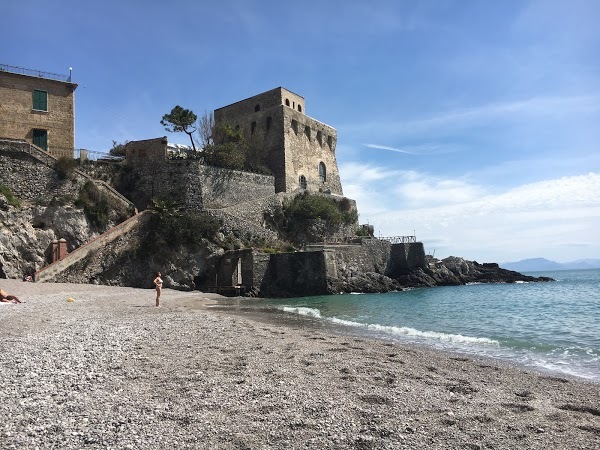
[[0, 64, 77, 158], [214, 87, 343, 195]]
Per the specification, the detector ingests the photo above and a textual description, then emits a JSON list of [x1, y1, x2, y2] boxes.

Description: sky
[[2, 0, 599, 263]]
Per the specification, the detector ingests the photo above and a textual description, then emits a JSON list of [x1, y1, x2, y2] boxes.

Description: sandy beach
[[0, 280, 598, 449]]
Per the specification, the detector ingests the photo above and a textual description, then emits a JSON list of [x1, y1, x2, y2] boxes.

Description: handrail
[[380, 235, 417, 244], [0, 63, 72, 82]]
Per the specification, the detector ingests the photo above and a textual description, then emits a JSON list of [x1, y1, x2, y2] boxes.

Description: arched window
[[298, 105, 302, 113], [254, 104, 261, 112], [299, 175, 307, 190], [319, 162, 326, 183], [285, 99, 290, 107]]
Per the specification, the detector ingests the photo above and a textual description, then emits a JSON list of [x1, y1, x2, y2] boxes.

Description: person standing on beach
[[153, 272, 163, 307]]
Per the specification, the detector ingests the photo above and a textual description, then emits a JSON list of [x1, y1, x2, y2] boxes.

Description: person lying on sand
[[0, 288, 21, 304]]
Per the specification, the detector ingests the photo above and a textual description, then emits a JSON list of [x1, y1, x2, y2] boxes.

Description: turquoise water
[[254, 269, 600, 381]]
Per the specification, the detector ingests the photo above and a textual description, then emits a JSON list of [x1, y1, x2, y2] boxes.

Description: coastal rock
[[0, 200, 97, 278], [422, 256, 554, 286]]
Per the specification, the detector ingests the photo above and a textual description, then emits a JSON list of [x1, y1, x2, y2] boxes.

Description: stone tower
[[214, 87, 343, 195]]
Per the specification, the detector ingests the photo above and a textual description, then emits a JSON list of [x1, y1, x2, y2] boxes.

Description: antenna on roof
[[68, 67, 72, 82]]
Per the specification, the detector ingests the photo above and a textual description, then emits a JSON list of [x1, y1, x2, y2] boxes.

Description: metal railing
[[380, 235, 417, 244], [0, 64, 72, 82]]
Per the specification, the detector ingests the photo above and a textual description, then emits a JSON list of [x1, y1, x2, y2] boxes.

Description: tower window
[[299, 175, 307, 190], [319, 162, 327, 183], [291, 119, 299, 135], [266, 116, 272, 132], [33, 90, 48, 111], [298, 105, 302, 113], [304, 125, 311, 140], [254, 104, 261, 112], [285, 99, 290, 107], [316, 131, 323, 146], [251, 121, 257, 135], [327, 135, 333, 148]]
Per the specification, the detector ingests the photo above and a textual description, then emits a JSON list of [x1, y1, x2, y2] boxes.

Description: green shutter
[[33, 90, 48, 111], [33, 129, 48, 150]]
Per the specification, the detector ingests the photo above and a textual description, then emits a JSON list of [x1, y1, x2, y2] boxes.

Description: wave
[[279, 306, 499, 346], [281, 306, 322, 318], [330, 318, 500, 346]]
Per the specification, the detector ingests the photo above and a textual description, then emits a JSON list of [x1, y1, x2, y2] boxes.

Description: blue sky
[[3, 0, 599, 263]]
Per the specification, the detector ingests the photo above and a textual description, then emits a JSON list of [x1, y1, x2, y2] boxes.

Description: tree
[[109, 140, 129, 157], [160, 105, 198, 151], [197, 111, 214, 148]]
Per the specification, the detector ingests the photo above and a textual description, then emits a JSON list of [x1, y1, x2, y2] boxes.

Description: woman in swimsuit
[[153, 272, 163, 307], [0, 288, 21, 303]]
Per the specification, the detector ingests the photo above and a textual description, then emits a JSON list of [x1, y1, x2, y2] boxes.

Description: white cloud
[[350, 170, 600, 262]]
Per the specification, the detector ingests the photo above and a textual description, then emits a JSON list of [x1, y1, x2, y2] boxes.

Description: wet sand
[[1, 280, 598, 449]]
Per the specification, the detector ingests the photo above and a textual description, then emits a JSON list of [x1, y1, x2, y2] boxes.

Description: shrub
[[75, 181, 110, 230], [54, 156, 78, 179], [0, 184, 20, 208], [140, 205, 222, 256], [284, 192, 344, 228]]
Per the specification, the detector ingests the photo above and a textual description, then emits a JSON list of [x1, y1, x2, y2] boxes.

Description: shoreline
[[1, 280, 599, 449]]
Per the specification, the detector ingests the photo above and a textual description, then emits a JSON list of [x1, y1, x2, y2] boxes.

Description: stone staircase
[[35, 211, 150, 282], [0, 139, 134, 212]]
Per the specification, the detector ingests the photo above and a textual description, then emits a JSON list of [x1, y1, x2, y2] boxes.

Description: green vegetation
[[161, 105, 198, 151], [203, 123, 271, 174], [75, 181, 111, 230], [284, 192, 357, 229], [53, 156, 78, 179], [0, 184, 21, 208], [140, 199, 222, 255]]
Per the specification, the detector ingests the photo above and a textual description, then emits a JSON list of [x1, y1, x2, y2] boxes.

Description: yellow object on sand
[[67, 297, 74, 302]]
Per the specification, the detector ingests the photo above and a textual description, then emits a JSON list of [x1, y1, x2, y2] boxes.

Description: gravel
[[1, 280, 599, 449]]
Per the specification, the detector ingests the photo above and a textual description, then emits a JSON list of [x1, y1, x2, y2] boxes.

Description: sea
[[219, 269, 600, 382]]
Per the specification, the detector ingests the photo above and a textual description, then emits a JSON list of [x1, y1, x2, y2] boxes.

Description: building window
[[316, 131, 323, 146], [32, 129, 48, 150], [298, 105, 302, 113], [266, 116, 272, 132], [254, 104, 261, 112], [299, 175, 307, 190], [33, 90, 48, 111], [251, 121, 257, 135], [291, 119, 299, 135], [304, 125, 311, 140], [327, 135, 333, 148], [285, 99, 290, 107], [319, 162, 326, 183]]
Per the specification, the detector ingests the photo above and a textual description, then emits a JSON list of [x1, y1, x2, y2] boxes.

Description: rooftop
[[0, 63, 74, 83]]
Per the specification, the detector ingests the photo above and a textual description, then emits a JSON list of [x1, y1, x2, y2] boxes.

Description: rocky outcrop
[[394, 256, 554, 288], [0, 199, 95, 278]]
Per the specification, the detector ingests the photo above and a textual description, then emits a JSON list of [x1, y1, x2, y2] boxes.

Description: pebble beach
[[1, 280, 598, 449]]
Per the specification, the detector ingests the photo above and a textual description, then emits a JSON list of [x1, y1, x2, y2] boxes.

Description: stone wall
[[0, 146, 83, 201], [0, 141, 134, 213], [283, 108, 341, 195], [128, 159, 276, 212], [260, 251, 329, 297], [0, 70, 76, 157]]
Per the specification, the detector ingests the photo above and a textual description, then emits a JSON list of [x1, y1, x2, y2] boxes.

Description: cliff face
[[0, 196, 93, 278]]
